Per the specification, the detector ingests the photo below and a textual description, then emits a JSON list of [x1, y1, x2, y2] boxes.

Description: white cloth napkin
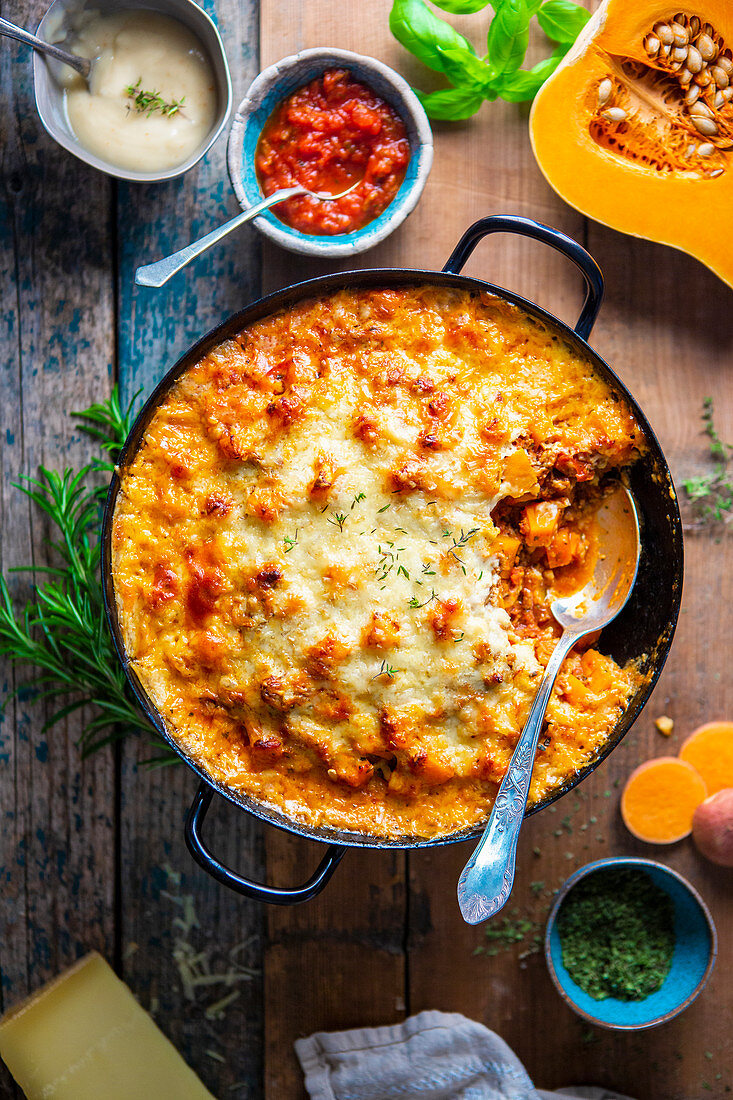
[[295, 1010, 636, 1100]]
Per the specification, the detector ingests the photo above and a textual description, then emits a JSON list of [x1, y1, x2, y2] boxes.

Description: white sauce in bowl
[[60, 9, 218, 172]]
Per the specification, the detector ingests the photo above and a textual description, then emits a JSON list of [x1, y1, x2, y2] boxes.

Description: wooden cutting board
[[258, 4, 733, 1099]]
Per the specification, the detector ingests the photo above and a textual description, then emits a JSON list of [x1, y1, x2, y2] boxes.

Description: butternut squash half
[[529, 1, 733, 289]]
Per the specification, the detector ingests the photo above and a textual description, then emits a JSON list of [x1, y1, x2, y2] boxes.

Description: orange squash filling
[[112, 286, 644, 838]]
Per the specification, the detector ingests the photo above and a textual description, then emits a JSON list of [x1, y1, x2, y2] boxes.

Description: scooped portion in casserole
[[112, 286, 644, 839]]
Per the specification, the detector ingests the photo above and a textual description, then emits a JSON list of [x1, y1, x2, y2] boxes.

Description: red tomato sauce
[[255, 69, 411, 236]]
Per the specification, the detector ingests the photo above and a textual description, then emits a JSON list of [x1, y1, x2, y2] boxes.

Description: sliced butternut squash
[[621, 756, 708, 843], [529, 1, 733, 290], [679, 720, 733, 794]]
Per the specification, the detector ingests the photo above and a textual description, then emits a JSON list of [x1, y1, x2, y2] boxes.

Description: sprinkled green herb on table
[[683, 397, 733, 528]]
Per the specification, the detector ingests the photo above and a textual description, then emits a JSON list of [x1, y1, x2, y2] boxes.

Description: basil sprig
[[486, 0, 532, 78], [389, 0, 477, 71], [389, 0, 590, 119]]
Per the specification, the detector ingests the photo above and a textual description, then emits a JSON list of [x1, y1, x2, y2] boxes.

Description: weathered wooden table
[[1, 0, 731, 1097]]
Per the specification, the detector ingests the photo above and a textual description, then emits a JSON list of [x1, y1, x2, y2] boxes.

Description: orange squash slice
[[529, 1, 733, 290], [621, 756, 707, 843], [679, 720, 733, 794]]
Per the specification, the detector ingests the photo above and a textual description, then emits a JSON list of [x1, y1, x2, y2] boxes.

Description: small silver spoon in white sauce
[[457, 483, 641, 925], [0, 16, 91, 78]]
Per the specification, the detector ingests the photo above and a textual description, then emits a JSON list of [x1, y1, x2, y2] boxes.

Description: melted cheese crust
[[112, 287, 643, 838]]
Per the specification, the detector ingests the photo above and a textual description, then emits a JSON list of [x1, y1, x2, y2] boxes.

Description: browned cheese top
[[112, 286, 643, 838]]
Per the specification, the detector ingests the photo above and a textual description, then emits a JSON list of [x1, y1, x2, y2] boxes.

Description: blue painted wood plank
[[0, 4, 117, 1096], [117, 0, 261, 402], [114, 2, 265, 1095]]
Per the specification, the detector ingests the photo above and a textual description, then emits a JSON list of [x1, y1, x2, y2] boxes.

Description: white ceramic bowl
[[32, 0, 232, 183], [227, 47, 433, 258]]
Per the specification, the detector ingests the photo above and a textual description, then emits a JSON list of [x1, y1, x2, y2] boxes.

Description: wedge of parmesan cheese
[[0, 953, 214, 1099]]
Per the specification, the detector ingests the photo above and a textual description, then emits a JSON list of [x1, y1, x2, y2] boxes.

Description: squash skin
[[529, 0, 733, 290]]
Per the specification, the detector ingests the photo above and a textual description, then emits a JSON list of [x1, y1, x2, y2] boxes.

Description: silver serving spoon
[[0, 16, 91, 78], [135, 181, 362, 288], [457, 483, 641, 925]]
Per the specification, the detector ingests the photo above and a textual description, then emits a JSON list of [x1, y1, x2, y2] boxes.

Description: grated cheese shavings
[[161, 864, 259, 1016]]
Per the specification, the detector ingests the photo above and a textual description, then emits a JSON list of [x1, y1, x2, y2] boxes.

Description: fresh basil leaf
[[490, 50, 559, 98], [415, 85, 489, 119], [493, 43, 565, 99], [536, 0, 590, 43], [431, 0, 490, 11], [488, 0, 541, 13], [389, 0, 477, 73], [492, 70, 543, 101], [486, 0, 531, 78], [435, 44, 494, 88]]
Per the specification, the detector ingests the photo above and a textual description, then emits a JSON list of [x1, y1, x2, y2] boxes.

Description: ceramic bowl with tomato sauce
[[227, 47, 433, 257]]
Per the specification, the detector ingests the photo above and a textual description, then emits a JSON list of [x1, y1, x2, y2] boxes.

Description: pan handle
[[442, 214, 604, 341], [184, 781, 347, 904]]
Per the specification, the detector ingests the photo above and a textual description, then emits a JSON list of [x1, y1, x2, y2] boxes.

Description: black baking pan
[[101, 214, 684, 904]]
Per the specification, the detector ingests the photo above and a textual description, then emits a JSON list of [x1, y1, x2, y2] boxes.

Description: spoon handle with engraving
[[457, 629, 579, 925], [134, 187, 307, 289]]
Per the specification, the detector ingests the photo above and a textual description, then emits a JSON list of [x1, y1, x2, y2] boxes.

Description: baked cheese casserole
[[112, 286, 644, 838]]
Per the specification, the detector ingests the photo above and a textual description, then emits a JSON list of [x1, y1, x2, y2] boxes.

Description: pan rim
[[101, 267, 684, 850]]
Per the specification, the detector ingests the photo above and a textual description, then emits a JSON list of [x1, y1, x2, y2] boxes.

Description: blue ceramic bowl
[[545, 858, 717, 1030], [226, 47, 433, 257]]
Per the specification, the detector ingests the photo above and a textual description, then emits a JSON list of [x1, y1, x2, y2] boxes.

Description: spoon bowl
[[457, 483, 641, 925], [552, 485, 640, 635]]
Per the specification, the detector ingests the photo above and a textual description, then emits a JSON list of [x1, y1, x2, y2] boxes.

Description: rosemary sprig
[[125, 78, 185, 118], [0, 389, 175, 762], [683, 398, 733, 527]]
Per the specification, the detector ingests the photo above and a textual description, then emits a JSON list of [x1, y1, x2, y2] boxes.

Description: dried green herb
[[557, 867, 674, 1000], [325, 511, 348, 532], [372, 659, 400, 681], [474, 908, 544, 957], [408, 588, 438, 609]]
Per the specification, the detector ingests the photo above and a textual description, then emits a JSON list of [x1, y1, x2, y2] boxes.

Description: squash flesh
[[529, 0, 733, 289]]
